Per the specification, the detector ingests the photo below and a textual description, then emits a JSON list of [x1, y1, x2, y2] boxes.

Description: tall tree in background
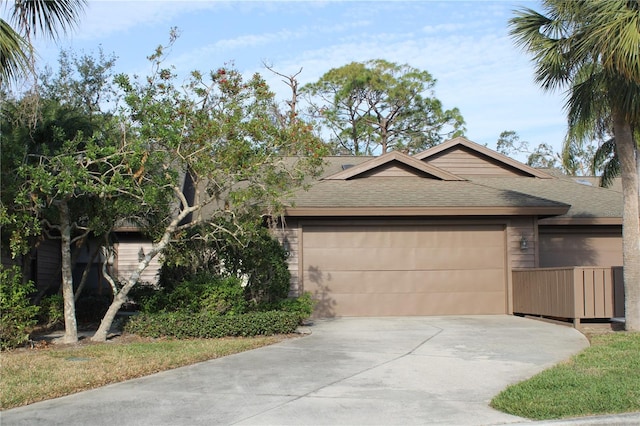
[[0, 0, 86, 85], [497, 129, 597, 175], [302, 59, 465, 155], [510, 0, 640, 330]]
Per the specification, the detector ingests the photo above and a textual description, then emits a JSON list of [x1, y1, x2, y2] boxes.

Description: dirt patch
[[23, 322, 151, 352]]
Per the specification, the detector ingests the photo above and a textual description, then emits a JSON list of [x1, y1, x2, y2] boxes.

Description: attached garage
[[301, 223, 508, 317], [278, 138, 613, 320]]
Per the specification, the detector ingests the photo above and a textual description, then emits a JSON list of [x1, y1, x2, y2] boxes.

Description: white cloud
[[422, 23, 467, 34], [75, 1, 223, 41]]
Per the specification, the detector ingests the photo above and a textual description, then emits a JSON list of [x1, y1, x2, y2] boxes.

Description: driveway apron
[[2, 316, 589, 425]]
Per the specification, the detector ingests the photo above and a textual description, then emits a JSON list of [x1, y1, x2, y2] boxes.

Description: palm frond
[[593, 138, 620, 188], [0, 18, 31, 84], [577, 1, 640, 83], [10, 0, 87, 40]]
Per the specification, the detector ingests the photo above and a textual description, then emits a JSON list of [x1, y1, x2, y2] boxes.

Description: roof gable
[[323, 151, 464, 181], [415, 137, 553, 179]]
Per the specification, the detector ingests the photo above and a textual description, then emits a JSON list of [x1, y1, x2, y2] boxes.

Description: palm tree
[[1, 0, 86, 84], [510, 0, 640, 331], [589, 130, 640, 189]]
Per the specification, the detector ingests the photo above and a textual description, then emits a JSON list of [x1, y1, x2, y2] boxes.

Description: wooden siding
[[424, 147, 529, 177], [512, 266, 624, 325], [273, 223, 301, 297], [508, 217, 536, 268], [115, 241, 162, 285]]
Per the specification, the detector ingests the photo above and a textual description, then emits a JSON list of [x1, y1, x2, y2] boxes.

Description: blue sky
[[8, 0, 569, 157]]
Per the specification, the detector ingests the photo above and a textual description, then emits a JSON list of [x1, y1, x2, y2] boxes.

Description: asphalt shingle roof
[[288, 176, 568, 210], [471, 177, 624, 218]]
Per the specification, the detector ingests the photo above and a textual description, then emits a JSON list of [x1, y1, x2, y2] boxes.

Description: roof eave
[[284, 206, 570, 217], [538, 217, 623, 225]]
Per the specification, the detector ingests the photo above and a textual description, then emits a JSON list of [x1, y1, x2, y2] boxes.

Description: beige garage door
[[302, 224, 507, 317]]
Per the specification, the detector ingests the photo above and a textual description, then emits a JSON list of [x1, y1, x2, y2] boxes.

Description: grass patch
[[0, 334, 288, 410], [491, 332, 640, 420]]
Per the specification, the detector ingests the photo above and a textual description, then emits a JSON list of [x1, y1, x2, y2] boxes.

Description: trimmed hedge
[[124, 310, 301, 339]]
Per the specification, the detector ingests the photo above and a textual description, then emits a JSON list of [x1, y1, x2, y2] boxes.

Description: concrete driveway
[[2, 316, 589, 426]]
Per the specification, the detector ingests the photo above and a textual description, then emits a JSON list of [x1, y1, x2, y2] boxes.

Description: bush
[[258, 292, 315, 323], [124, 310, 300, 338], [129, 274, 247, 315], [218, 228, 291, 305], [157, 221, 291, 308], [127, 283, 168, 314], [200, 276, 248, 315], [37, 294, 64, 329], [0, 266, 39, 350]]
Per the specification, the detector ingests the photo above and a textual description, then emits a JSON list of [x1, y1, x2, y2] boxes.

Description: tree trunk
[[613, 112, 640, 331], [91, 212, 187, 341], [91, 240, 167, 341], [59, 201, 79, 343], [92, 192, 198, 342]]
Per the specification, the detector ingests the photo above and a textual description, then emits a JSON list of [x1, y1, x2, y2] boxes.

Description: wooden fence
[[512, 266, 624, 326]]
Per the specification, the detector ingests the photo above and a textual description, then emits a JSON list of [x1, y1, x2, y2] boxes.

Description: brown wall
[[425, 147, 528, 177], [508, 217, 537, 268], [273, 222, 301, 297], [538, 226, 623, 267]]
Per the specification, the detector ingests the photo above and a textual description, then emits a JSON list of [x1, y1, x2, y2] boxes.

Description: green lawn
[[491, 332, 640, 420]]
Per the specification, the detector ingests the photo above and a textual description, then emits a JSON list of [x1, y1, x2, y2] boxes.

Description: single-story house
[[22, 136, 628, 321], [275, 137, 626, 318]]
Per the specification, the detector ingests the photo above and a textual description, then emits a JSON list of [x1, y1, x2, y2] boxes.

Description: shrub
[[218, 228, 291, 305], [37, 294, 64, 329], [258, 292, 315, 323], [200, 276, 248, 315], [127, 283, 169, 314], [0, 266, 40, 350], [130, 274, 248, 315], [124, 310, 300, 338], [158, 220, 291, 308]]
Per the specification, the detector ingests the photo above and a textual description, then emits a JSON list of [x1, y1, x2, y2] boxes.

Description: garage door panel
[[303, 226, 504, 249], [316, 292, 506, 317], [302, 224, 507, 316], [304, 270, 505, 294], [304, 247, 504, 271]]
